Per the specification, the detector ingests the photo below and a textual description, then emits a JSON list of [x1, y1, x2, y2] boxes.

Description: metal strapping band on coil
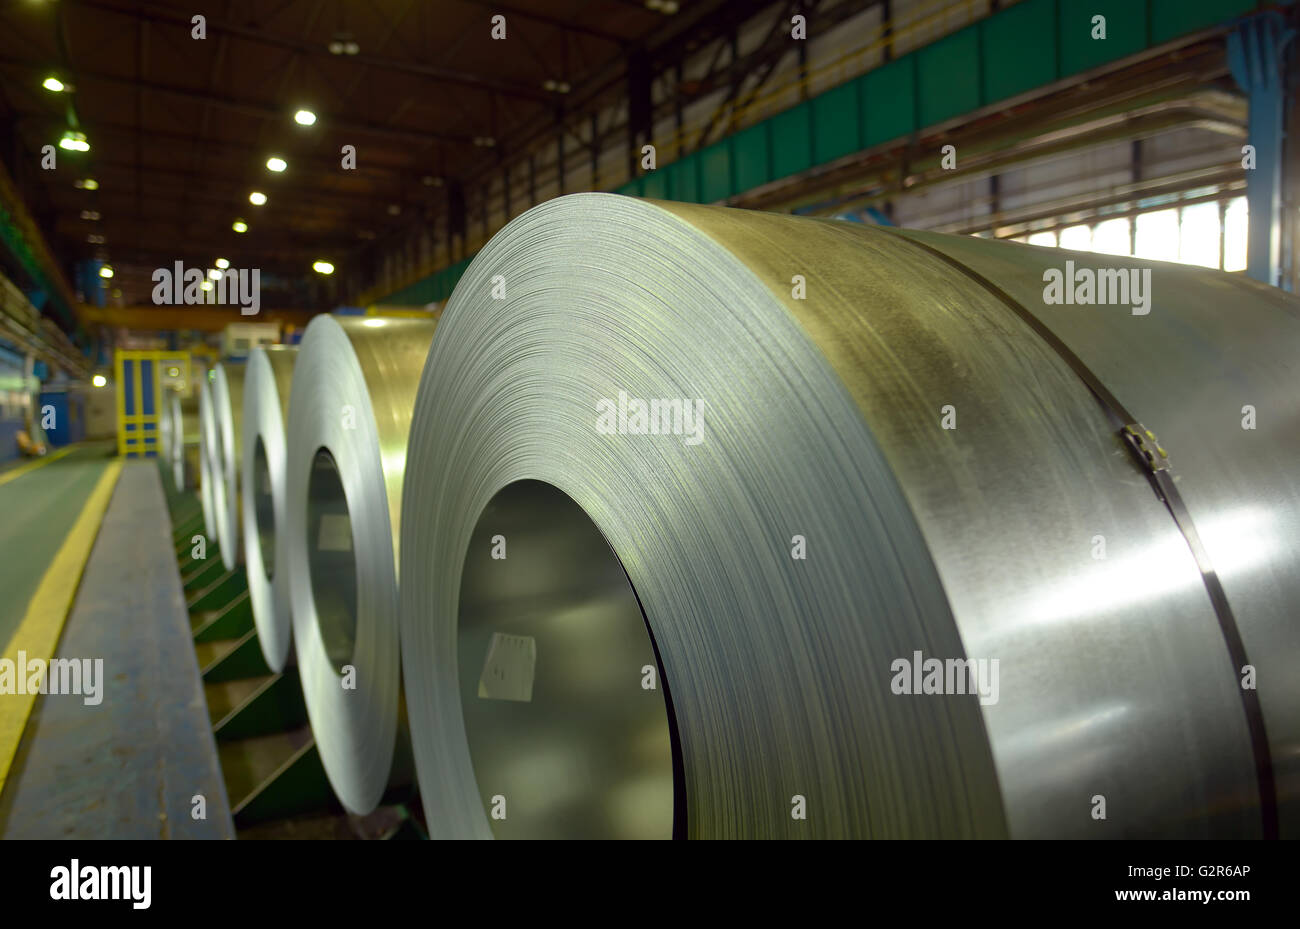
[[891, 231, 1280, 839]]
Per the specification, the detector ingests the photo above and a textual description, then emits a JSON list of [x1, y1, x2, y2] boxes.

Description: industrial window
[[1224, 198, 1248, 272], [1135, 209, 1180, 263], [1091, 218, 1132, 257], [995, 196, 1247, 273], [1058, 225, 1091, 251], [1179, 202, 1221, 270]]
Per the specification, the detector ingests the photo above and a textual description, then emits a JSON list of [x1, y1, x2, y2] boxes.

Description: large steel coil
[[164, 392, 178, 488], [212, 363, 247, 571], [398, 194, 1299, 839], [285, 315, 436, 813], [159, 389, 173, 463], [197, 376, 222, 546], [168, 392, 199, 492], [242, 346, 298, 671]]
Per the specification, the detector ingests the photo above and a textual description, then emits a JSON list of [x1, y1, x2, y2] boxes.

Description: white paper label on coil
[[316, 513, 354, 553], [478, 633, 536, 702]]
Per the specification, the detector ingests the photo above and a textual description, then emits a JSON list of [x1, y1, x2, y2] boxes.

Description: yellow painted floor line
[[0, 445, 78, 488], [0, 459, 123, 795]]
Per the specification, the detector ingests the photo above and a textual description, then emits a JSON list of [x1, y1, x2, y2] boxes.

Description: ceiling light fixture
[[42, 76, 65, 92], [99, 265, 113, 279], [58, 130, 89, 152], [294, 109, 317, 126], [328, 33, 360, 55], [249, 191, 267, 205], [313, 260, 335, 275], [266, 156, 287, 172], [215, 257, 230, 269], [232, 220, 248, 233]]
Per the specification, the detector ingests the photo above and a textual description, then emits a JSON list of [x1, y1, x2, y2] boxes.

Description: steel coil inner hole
[[306, 447, 358, 675], [252, 436, 275, 580], [457, 479, 682, 839]]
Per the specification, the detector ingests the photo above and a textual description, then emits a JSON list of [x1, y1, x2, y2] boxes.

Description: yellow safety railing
[[114, 350, 191, 458]]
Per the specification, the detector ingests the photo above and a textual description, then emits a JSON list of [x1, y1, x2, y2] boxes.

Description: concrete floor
[[0, 455, 234, 838], [0, 443, 115, 649]]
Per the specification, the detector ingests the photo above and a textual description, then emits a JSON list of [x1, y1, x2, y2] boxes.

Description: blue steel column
[[74, 258, 106, 306], [1228, 12, 1295, 288]]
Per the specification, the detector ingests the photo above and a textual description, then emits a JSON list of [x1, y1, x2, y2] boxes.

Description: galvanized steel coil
[[242, 346, 298, 672], [197, 376, 222, 546], [285, 315, 436, 813], [164, 392, 179, 488], [398, 194, 1300, 839], [168, 392, 199, 491], [212, 363, 247, 571], [159, 389, 173, 462]]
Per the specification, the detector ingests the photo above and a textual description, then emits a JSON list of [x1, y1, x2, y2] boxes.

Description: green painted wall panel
[[916, 26, 981, 127], [379, 256, 480, 306], [1150, 0, 1257, 45], [451, 260, 470, 295], [667, 155, 699, 202], [982, 0, 1057, 102], [615, 178, 643, 197], [812, 80, 861, 165], [770, 102, 813, 178], [731, 123, 771, 192], [1059, 0, 1148, 76], [642, 169, 668, 199], [860, 56, 916, 147], [699, 140, 734, 202], [388, 0, 1277, 306]]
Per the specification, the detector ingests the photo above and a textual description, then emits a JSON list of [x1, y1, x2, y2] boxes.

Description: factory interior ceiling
[[0, 0, 753, 308]]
